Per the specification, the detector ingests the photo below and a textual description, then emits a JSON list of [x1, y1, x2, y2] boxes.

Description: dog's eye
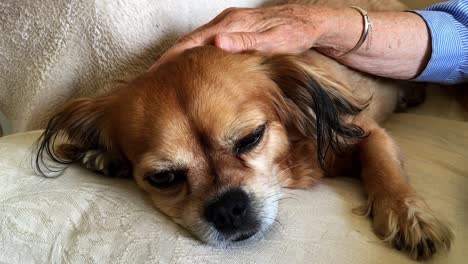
[[235, 124, 266, 155], [144, 170, 186, 189]]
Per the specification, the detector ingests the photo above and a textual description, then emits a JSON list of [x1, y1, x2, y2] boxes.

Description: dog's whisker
[[165, 225, 187, 241], [275, 142, 307, 168], [259, 193, 282, 205], [151, 203, 185, 210], [263, 216, 285, 231], [263, 163, 303, 191]]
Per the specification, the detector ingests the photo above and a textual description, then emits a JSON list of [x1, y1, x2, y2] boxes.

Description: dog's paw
[[81, 150, 131, 178], [370, 196, 453, 260]]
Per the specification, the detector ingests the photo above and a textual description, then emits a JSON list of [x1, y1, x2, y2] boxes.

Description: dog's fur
[[34, 0, 453, 260]]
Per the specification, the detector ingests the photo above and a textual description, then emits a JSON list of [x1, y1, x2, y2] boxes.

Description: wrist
[[313, 7, 366, 57]]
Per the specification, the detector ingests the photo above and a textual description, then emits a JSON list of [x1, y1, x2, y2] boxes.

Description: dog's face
[[36, 46, 366, 245], [116, 48, 291, 244]]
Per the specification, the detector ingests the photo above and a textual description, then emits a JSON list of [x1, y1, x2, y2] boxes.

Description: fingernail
[[218, 35, 234, 51], [148, 62, 159, 71]]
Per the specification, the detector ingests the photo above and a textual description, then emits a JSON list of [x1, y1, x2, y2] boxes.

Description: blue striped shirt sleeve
[[411, 0, 468, 84]]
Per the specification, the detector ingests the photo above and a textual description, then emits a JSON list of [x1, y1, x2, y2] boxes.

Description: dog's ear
[[261, 55, 369, 168], [34, 96, 116, 176]]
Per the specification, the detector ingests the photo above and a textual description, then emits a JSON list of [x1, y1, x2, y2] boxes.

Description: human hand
[[149, 4, 335, 70]]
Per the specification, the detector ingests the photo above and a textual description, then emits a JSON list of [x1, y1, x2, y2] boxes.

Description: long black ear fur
[[262, 55, 369, 168], [34, 96, 114, 177]]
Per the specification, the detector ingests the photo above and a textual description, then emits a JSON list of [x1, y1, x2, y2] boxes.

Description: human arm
[[316, 9, 432, 80], [151, 1, 468, 84]]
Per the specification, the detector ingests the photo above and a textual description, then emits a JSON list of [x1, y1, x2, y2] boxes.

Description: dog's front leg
[[354, 116, 452, 260]]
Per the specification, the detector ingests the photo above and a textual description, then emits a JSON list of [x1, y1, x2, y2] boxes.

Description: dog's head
[[35, 46, 366, 245]]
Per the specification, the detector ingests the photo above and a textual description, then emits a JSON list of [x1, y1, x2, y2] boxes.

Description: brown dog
[[35, 46, 452, 260], [34, 1, 453, 261]]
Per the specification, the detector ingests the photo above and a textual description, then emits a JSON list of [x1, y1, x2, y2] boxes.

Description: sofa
[[0, 0, 466, 263]]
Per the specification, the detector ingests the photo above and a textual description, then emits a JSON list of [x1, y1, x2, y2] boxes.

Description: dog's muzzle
[[204, 188, 260, 241]]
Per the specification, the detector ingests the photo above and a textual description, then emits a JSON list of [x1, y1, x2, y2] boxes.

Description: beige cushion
[[1, 113, 466, 263]]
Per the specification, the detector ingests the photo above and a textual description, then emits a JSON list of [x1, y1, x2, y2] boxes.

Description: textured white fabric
[[1, 113, 466, 263]]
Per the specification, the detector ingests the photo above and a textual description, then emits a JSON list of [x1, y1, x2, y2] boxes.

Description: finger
[[215, 32, 260, 53], [148, 40, 199, 71], [216, 26, 307, 54], [149, 8, 238, 71], [175, 7, 241, 45], [215, 29, 282, 53], [210, 7, 243, 26], [176, 23, 216, 45]]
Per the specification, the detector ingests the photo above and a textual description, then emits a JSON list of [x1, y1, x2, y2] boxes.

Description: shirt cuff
[[410, 10, 464, 84]]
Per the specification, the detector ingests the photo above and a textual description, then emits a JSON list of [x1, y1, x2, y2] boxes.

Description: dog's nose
[[204, 188, 256, 236]]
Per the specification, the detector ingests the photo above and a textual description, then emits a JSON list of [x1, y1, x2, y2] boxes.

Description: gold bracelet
[[339, 6, 371, 57]]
